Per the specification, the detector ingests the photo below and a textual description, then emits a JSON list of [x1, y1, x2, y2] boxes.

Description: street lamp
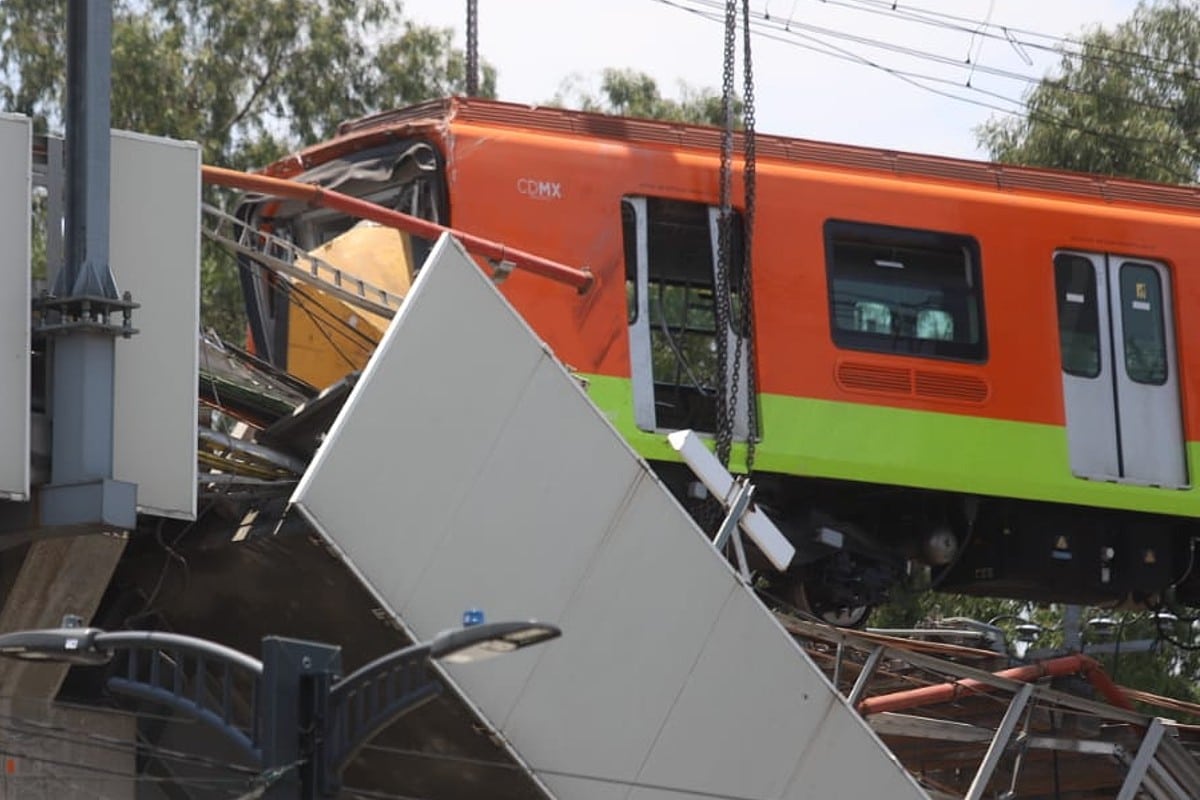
[[985, 614, 1047, 646], [1086, 615, 1119, 639], [0, 618, 561, 798], [0, 620, 560, 668]]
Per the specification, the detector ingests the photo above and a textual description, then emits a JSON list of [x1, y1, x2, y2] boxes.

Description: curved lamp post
[[0, 619, 561, 798]]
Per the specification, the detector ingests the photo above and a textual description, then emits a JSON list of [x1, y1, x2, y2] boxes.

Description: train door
[[622, 196, 751, 437], [1054, 251, 1187, 487]]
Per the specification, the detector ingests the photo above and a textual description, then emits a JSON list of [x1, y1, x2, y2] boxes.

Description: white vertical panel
[[293, 233, 928, 800], [0, 114, 31, 501], [111, 131, 200, 519]]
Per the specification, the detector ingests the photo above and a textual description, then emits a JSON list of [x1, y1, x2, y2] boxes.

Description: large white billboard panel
[[294, 235, 928, 800], [111, 131, 200, 519], [0, 115, 31, 501]]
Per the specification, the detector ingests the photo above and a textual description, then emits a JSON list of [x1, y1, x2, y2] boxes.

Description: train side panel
[[440, 118, 1200, 519]]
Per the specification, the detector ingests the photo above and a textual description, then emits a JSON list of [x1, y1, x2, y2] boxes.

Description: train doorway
[[622, 196, 751, 438], [1054, 251, 1187, 488]]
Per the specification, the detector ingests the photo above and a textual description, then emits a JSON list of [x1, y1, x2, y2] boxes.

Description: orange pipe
[[201, 164, 594, 294], [857, 654, 1132, 715]]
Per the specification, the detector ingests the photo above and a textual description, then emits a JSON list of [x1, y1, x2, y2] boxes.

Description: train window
[[1054, 254, 1101, 378], [1119, 262, 1168, 385], [825, 220, 986, 361]]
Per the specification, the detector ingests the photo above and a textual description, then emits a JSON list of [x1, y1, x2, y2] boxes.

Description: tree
[[874, 581, 1200, 716], [0, 0, 496, 340], [554, 68, 740, 127], [976, 0, 1200, 184]]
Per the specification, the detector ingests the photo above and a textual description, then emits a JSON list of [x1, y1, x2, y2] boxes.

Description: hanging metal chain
[[466, 0, 479, 96], [715, 0, 739, 468], [739, 0, 759, 473]]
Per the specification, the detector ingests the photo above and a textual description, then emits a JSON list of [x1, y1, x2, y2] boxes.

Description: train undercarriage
[[652, 462, 1200, 625]]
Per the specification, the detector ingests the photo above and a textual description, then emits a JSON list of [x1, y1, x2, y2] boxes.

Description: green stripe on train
[[582, 374, 1200, 518]]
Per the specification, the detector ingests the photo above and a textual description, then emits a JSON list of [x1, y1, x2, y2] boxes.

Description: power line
[[673, 0, 1188, 114], [653, 0, 1200, 182], [826, 0, 1200, 76]]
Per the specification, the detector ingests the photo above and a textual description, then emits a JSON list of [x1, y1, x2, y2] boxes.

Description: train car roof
[[263, 96, 1200, 214]]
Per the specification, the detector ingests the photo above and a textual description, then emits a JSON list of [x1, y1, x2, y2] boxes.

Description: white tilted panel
[[294, 234, 929, 800]]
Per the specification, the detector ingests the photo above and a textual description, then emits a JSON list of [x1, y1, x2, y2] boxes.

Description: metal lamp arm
[[321, 642, 443, 792]]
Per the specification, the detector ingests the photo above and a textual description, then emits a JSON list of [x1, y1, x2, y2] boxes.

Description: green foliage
[[976, 0, 1200, 184], [1086, 612, 1200, 719], [0, 0, 495, 340], [554, 68, 740, 127], [875, 580, 1200, 715]]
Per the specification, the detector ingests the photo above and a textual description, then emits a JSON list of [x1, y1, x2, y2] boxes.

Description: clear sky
[[401, 0, 1140, 160]]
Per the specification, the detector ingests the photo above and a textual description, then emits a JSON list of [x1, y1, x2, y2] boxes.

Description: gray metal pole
[[1062, 604, 1083, 651], [40, 0, 136, 530], [58, 0, 115, 302]]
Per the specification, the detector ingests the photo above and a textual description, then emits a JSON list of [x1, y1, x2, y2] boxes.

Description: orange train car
[[236, 97, 1200, 621]]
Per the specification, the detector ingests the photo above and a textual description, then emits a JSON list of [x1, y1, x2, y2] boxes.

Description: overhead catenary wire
[[652, 0, 1200, 183], [826, 0, 1200, 76], [766, 0, 1200, 77], [660, 0, 1196, 120], [680, 0, 1192, 104]]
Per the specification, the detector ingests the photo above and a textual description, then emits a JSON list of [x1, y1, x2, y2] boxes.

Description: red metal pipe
[[857, 654, 1132, 715], [201, 164, 594, 294]]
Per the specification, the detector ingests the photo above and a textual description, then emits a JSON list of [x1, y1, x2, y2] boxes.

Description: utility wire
[[759, 0, 1200, 77], [670, 0, 1190, 114], [827, 0, 1200, 75], [654, 0, 1200, 183]]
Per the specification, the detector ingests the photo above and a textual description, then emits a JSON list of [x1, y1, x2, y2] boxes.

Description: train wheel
[[790, 580, 872, 628]]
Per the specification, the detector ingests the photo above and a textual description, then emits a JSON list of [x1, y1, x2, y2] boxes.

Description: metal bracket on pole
[[488, 257, 515, 284], [713, 480, 756, 580]]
